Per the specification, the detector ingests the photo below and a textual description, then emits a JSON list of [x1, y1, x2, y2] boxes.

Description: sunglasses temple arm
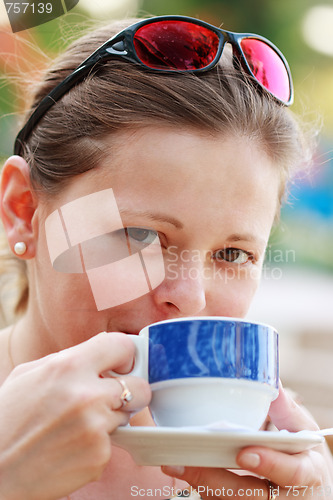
[[13, 54, 107, 155]]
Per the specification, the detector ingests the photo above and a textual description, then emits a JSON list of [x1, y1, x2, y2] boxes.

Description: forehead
[[101, 127, 279, 211], [42, 126, 280, 238]]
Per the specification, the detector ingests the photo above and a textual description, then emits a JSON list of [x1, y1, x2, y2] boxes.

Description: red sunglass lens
[[133, 20, 220, 71], [240, 38, 290, 103]]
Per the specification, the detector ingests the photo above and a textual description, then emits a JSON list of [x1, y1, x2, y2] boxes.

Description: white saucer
[[111, 426, 324, 468]]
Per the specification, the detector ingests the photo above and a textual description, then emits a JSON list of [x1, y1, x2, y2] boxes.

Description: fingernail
[[162, 465, 185, 477], [238, 452, 261, 469]]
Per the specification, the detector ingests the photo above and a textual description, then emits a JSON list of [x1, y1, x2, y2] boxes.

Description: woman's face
[[30, 127, 281, 351]]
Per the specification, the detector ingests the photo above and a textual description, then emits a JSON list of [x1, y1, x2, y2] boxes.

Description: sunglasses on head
[[14, 15, 293, 156]]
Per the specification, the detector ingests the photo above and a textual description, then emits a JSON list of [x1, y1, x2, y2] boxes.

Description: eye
[[126, 227, 159, 245], [214, 248, 253, 264]]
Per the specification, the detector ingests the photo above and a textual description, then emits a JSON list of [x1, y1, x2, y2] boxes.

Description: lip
[[111, 328, 141, 336], [113, 322, 153, 336], [117, 318, 188, 336], [113, 315, 190, 337]]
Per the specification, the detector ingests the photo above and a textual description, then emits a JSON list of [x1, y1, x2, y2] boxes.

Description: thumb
[[269, 380, 318, 432], [161, 465, 264, 497]]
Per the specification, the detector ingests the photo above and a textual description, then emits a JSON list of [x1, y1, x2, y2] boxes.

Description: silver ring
[[117, 378, 133, 408], [266, 480, 278, 500]]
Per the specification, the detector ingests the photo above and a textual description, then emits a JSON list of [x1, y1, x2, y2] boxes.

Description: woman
[[0, 15, 332, 500]]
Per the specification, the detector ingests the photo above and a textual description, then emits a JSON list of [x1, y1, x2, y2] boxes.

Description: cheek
[[33, 268, 107, 347], [36, 271, 95, 315], [207, 267, 261, 318], [34, 224, 97, 312]]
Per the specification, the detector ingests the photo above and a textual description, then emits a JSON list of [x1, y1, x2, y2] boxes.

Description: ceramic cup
[[116, 317, 279, 429]]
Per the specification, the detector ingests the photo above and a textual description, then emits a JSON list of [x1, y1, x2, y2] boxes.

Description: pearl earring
[[14, 242, 27, 256]]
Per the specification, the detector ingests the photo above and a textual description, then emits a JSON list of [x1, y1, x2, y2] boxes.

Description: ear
[[0, 155, 38, 259]]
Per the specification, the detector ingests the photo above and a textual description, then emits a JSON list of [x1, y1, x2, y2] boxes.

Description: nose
[[152, 257, 207, 316]]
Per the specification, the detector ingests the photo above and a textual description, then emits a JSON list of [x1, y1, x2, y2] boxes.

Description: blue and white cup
[[123, 317, 279, 428]]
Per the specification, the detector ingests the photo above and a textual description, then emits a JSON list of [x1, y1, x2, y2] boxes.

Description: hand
[[162, 382, 333, 499], [0, 332, 151, 500]]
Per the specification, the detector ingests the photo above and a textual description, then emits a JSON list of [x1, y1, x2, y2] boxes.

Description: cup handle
[[104, 334, 148, 380]]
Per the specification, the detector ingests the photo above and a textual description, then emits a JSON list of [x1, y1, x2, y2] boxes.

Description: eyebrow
[[119, 209, 265, 246], [119, 209, 184, 229], [226, 233, 266, 247]]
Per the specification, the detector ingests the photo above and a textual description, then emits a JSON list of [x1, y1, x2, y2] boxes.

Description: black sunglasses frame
[[14, 15, 293, 156]]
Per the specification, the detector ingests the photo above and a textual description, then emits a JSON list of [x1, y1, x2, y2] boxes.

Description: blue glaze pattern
[[147, 319, 278, 388]]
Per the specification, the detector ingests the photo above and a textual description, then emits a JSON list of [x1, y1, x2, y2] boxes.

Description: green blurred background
[[1, 0, 333, 427]]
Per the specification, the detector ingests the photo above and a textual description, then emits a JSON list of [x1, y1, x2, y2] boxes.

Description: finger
[[69, 332, 136, 375], [162, 466, 267, 499], [8, 350, 60, 377], [269, 381, 319, 432], [106, 404, 131, 433], [237, 446, 325, 486], [12, 332, 136, 378], [102, 375, 151, 413]]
